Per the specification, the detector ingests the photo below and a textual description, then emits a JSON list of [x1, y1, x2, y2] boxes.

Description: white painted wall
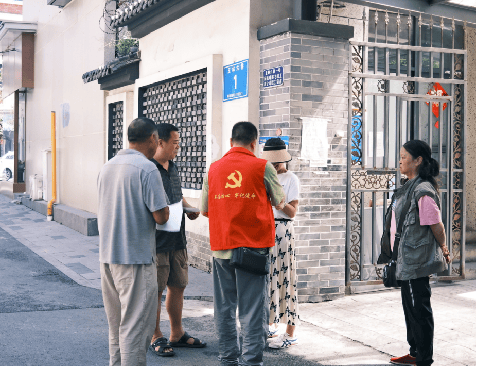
[[132, 0, 293, 236], [139, 0, 251, 153], [138, 0, 292, 156], [18, 0, 294, 217], [23, 0, 106, 214], [0, 12, 22, 21]]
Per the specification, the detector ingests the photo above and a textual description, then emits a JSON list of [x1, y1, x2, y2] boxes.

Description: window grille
[[141, 70, 207, 189], [108, 101, 124, 160]]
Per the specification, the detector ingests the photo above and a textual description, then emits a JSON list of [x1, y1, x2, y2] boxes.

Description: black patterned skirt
[[269, 219, 298, 325]]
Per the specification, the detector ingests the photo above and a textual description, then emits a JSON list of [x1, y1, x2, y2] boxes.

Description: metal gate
[[346, 10, 467, 288]]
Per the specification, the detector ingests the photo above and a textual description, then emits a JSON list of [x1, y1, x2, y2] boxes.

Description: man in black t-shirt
[[149, 123, 206, 358]]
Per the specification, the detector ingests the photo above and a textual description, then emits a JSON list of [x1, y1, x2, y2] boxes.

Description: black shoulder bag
[[383, 179, 419, 288], [230, 247, 270, 275]]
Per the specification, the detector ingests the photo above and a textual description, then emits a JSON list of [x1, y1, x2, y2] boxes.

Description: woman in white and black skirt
[[261, 138, 300, 349]]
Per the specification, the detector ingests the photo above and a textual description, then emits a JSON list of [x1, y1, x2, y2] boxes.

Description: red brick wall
[[0, 3, 22, 15]]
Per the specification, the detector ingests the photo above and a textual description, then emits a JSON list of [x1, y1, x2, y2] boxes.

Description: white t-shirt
[[273, 170, 300, 220]]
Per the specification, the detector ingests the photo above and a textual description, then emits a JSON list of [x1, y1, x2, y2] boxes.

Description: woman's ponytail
[[429, 158, 440, 177], [403, 140, 440, 192]]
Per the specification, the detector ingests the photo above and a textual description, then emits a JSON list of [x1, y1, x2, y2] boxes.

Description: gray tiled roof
[[82, 52, 140, 84], [110, 0, 167, 28]]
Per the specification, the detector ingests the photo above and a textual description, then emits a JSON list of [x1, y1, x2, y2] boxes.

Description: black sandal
[[149, 337, 175, 357], [169, 331, 207, 348]]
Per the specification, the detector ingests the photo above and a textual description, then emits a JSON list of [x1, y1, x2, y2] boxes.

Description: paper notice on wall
[[61, 103, 70, 128], [300, 117, 328, 167], [367, 131, 384, 158]]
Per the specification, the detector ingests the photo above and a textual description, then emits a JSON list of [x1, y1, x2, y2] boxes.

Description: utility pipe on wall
[[47, 111, 56, 221], [293, 0, 317, 21]]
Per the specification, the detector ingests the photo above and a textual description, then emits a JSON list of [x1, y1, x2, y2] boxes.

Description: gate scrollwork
[[350, 192, 361, 280]]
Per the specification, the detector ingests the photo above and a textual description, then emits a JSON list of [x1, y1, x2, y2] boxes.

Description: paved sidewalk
[[0, 194, 213, 299], [300, 281, 476, 366], [0, 195, 102, 289], [0, 194, 475, 365]]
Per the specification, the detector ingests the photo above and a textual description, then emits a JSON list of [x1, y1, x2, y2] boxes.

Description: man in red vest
[[200, 121, 285, 366]]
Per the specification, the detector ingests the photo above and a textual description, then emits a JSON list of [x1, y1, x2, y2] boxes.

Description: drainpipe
[[47, 111, 56, 221], [293, 0, 318, 21]]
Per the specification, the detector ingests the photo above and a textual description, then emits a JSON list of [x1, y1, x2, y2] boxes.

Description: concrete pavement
[[0, 194, 475, 365]]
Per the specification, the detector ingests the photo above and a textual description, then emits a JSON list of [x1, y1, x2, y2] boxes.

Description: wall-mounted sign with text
[[262, 66, 283, 88], [223, 60, 249, 102]]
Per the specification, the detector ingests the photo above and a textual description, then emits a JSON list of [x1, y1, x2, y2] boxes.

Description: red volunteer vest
[[208, 147, 275, 251]]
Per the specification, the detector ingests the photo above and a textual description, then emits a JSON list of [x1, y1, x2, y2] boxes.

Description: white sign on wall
[[300, 117, 329, 168], [61, 103, 70, 128]]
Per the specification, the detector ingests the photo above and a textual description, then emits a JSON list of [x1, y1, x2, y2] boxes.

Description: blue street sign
[[262, 66, 283, 88], [223, 60, 248, 102]]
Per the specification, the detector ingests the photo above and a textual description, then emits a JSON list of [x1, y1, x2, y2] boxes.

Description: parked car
[[0, 151, 14, 181]]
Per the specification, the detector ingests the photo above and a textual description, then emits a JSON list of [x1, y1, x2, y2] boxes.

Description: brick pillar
[[258, 19, 354, 302]]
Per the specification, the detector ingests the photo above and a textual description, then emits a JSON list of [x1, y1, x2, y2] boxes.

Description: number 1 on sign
[[234, 74, 237, 90]]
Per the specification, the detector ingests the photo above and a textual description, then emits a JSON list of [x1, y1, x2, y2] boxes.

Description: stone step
[[20, 197, 98, 236]]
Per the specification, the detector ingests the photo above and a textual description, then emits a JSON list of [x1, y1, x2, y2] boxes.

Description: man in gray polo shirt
[[98, 117, 170, 366]]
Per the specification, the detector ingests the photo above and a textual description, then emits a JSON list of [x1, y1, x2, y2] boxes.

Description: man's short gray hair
[[128, 117, 157, 143]]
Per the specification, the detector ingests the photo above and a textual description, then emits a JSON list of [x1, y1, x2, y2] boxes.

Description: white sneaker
[[268, 325, 279, 338], [268, 332, 298, 349]]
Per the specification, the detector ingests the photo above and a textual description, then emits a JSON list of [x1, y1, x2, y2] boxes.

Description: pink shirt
[[390, 196, 441, 250]]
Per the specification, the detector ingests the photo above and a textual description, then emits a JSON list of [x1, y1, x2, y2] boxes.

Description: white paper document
[[156, 200, 183, 232], [300, 117, 329, 167]]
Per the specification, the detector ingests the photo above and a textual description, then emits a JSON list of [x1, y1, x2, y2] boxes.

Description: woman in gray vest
[[379, 140, 451, 366]]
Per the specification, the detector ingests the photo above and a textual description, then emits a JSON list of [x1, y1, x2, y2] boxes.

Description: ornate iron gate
[[346, 10, 467, 288]]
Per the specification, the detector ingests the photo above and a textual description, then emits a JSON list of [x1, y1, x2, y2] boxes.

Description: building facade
[[1, 0, 474, 302]]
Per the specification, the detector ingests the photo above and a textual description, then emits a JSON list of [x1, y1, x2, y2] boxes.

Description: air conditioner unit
[[30, 174, 43, 201]]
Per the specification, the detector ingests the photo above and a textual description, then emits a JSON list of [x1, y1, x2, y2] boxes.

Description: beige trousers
[[100, 262, 158, 366]]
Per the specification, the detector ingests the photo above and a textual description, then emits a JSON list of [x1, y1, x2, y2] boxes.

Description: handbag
[[383, 179, 420, 288], [383, 260, 400, 287], [230, 247, 270, 275]]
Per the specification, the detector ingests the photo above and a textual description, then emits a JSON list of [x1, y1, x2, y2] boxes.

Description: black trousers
[[401, 277, 434, 366]]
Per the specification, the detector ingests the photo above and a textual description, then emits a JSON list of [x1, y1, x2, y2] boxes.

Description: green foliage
[[116, 38, 139, 57]]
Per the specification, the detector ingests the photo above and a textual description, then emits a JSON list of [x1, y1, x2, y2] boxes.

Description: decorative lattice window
[[141, 70, 207, 189], [108, 101, 124, 160]]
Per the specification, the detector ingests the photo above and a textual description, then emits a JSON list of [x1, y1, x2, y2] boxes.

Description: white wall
[[138, 0, 292, 152], [139, 0, 252, 153], [23, 0, 107, 214], [19, 0, 294, 216], [132, 0, 293, 235]]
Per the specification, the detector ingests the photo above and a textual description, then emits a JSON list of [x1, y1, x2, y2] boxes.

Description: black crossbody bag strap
[[392, 179, 420, 261]]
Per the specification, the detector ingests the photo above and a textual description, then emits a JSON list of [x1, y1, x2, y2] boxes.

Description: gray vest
[[381, 177, 447, 280]]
